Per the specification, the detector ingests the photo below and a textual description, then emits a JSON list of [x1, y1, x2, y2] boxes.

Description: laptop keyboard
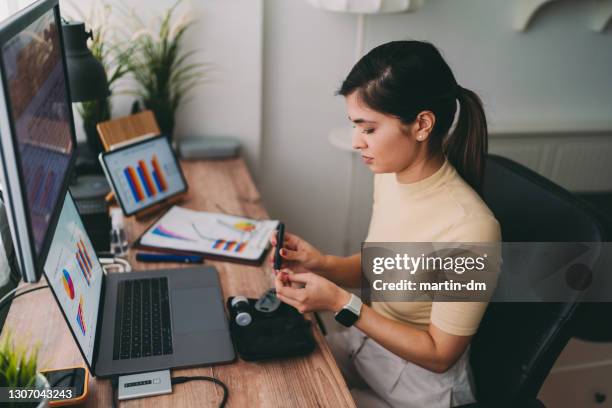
[[113, 277, 173, 360]]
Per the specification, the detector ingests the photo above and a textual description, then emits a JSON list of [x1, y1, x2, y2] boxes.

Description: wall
[[260, 0, 612, 256], [260, 0, 361, 256], [58, 0, 264, 173]]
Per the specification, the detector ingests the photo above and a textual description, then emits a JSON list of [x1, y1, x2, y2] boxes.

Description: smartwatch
[[334, 294, 362, 327]]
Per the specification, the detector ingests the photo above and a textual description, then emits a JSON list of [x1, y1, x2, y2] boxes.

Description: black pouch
[[226, 297, 316, 361]]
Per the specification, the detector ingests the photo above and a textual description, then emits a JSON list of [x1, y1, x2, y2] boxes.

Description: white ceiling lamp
[[307, 0, 423, 14]]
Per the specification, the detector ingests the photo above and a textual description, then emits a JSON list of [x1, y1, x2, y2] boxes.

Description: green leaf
[[0, 330, 39, 388], [118, 0, 208, 135]]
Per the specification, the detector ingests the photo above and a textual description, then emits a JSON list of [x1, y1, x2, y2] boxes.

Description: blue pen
[[136, 252, 204, 264]]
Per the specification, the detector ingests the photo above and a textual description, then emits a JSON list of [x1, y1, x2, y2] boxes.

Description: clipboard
[[132, 206, 279, 266]]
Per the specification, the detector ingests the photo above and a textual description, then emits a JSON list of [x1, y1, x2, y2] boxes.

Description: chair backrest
[[470, 154, 606, 402]]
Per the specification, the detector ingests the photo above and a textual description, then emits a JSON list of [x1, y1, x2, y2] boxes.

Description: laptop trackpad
[[171, 287, 226, 334]]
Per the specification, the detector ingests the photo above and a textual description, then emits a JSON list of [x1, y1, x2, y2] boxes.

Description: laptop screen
[[101, 136, 187, 216], [43, 191, 102, 366]]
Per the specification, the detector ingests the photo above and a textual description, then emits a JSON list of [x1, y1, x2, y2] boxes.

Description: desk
[[1, 158, 355, 407]]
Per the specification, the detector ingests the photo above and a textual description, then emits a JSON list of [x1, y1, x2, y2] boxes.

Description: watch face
[[335, 308, 359, 327]]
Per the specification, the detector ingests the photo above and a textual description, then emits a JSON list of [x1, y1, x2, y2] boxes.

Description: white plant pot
[[34, 373, 50, 408]]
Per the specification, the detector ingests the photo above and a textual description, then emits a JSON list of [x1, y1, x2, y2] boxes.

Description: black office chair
[[460, 154, 607, 408]]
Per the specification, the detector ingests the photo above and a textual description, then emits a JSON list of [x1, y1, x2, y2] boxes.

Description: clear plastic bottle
[[109, 208, 128, 257]]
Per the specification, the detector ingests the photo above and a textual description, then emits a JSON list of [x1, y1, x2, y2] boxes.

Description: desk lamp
[[62, 20, 110, 164], [62, 20, 111, 251]]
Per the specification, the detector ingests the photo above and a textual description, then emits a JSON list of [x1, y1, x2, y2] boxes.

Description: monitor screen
[[101, 136, 187, 215], [43, 191, 102, 366], [1, 5, 74, 255]]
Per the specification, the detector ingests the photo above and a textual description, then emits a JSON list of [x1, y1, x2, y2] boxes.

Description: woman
[[270, 41, 500, 407]]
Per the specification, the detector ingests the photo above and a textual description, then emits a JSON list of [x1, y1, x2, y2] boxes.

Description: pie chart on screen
[[62, 269, 75, 299]]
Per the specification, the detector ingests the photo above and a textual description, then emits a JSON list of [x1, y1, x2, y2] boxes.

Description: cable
[[113, 258, 131, 272], [99, 257, 132, 274], [0, 285, 49, 314], [313, 311, 327, 335], [0, 286, 20, 305], [110, 376, 118, 408], [171, 376, 229, 408]]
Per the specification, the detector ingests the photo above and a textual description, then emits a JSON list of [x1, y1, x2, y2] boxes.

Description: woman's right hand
[[269, 231, 327, 275]]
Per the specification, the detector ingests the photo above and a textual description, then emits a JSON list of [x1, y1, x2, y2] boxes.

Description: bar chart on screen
[[76, 295, 86, 336], [122, 155, 169, 203], [75, 237, 94, 286]]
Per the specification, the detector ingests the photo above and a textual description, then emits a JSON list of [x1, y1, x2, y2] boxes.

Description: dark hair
[[338, 40, 488, 193]]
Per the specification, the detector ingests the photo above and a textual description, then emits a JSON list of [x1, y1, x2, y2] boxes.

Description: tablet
[[99, 135, 188, 216]]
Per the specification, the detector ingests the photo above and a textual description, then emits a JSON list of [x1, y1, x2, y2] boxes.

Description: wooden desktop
[[0, 157, 355, 407]]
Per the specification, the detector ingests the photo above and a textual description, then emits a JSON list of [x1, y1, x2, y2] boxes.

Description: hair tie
[[454, 84, 462, 97], [428, 85, 461, 103]]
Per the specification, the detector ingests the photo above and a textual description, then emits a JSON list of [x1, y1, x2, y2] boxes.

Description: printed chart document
[[136, 206, 279, 263]]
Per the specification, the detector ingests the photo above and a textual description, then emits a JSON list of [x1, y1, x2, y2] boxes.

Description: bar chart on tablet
[[123, 155, 169, 203]]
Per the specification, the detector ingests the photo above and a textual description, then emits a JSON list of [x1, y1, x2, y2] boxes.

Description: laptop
[[43, 191, 235, 377]]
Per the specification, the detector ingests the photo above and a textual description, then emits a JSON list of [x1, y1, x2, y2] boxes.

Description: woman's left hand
[[274, 269, 351, 314]]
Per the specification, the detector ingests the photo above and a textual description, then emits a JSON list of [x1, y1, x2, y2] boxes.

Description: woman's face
[[346, 91, 423, 175]]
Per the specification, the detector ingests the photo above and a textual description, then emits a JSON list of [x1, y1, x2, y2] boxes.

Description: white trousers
[[327, 326, 477, 408]]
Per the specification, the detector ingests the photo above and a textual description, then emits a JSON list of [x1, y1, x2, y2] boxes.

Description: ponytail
[[444, 86, 488, 195]]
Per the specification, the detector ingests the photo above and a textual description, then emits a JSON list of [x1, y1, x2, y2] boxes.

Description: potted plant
[[120, 0, 208, 141], [67, 2, 129, 156], [0, 331, 49, 408]]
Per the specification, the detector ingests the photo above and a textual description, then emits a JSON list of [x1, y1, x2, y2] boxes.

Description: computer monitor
[[0, 0, 76, 282]]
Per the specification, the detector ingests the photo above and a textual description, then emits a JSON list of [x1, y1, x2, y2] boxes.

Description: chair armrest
[[457, 398, 545, 408]]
